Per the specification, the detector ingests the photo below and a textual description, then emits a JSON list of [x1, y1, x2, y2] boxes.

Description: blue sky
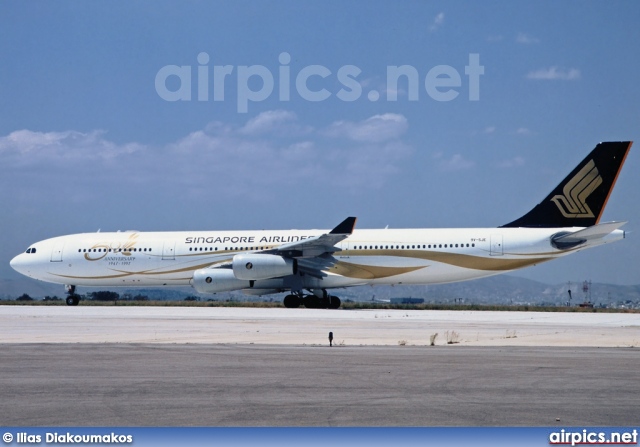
[[1, 1, 639, 286]]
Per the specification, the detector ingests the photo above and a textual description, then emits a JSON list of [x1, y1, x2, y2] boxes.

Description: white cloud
[[526, 67, 581, 80], [1, 111, 414, 200], [325, 113, 408, 143], [0, 129, 144, 165], [239, 109, 310, 136], [516, 33, 540, 44], [168, 112, 413, 193], [435, 153, 475, 171], [429, 12, 445, 32], [496, 156, 525, 168], [483, 126, 496, 134], [486, 35, 504, 42], [515, 127, 532, 135], [279, 141, 315, 162]]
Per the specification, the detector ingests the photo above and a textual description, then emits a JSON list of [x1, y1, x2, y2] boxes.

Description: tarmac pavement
[[1, 306, 638, 426]]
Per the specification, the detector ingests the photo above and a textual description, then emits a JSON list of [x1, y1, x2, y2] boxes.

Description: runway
[[1, 306, 639, 426], [1, 344, 638, 426], [1, 306, 639, 346]]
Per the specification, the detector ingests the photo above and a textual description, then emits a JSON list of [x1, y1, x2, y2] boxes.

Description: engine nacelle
[[192, 268, 251, 293], [232, 254, 295, 280]]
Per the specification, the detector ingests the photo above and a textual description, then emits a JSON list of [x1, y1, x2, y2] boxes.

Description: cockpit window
[[26, 247, 36, 254]]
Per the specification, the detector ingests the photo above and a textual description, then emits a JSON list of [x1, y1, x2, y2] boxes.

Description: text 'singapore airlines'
[[10, 142, 632, 308]]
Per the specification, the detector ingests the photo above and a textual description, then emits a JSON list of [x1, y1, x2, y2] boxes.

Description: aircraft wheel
[[283, 294, 300, 308], [328, 296, 341, 309], [304, 295, 321, 309], [66, 295, 80, 306]]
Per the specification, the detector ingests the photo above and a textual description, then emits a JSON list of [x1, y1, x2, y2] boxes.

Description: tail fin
[[501, 141, 632, 228]]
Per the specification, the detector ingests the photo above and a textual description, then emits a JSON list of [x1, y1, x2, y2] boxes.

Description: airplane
[[10, 141, 632, 308]]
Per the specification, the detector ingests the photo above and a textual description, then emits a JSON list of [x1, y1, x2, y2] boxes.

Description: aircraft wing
[[263, 217, 356, 258], [261, 217, 357, 278], [295, 254, 336, 279]]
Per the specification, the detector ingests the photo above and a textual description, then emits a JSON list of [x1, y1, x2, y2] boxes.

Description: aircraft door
[[490, 234, 503, 256], [50, 241, 64, 262], [162, 241, 176, 260]]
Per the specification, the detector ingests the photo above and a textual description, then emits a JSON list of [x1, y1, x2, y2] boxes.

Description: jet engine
[[192, 268, 251, 293], [232, 254, 295, 280]]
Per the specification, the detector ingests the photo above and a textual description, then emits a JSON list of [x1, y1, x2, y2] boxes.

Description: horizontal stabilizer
[[552, 221, 627, 249]]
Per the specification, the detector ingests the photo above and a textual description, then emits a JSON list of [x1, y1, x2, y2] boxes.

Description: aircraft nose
[[10, 254, 26, 274]]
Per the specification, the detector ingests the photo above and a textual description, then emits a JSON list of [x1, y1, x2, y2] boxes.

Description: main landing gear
[[283, 290, 341, 309], [65, 284, 80, 306]]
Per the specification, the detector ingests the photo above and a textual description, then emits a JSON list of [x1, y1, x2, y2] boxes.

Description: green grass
[[1, 299, 638, 313], [0, 299, 283, 307], [340, 302, 638, 313]]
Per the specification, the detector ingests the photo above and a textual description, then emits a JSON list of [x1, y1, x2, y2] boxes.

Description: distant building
[[390, 298, 425, 304]]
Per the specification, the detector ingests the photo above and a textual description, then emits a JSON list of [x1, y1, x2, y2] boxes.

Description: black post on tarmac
[[328, 331, 333, 347]]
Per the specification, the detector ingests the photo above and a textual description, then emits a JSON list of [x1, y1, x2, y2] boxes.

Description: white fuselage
[[9, 226, 623, 293]]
